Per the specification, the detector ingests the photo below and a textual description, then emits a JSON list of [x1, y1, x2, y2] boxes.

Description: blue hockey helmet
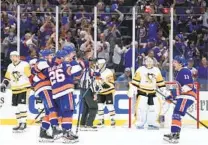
[[56, 49, 68, 58], [62, 46, 75, 54], [174, 55, 187, 66], [39, 49, 54, 57]]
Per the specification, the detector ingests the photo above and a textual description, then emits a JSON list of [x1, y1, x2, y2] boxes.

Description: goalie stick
[[156, 89, 208, 129]]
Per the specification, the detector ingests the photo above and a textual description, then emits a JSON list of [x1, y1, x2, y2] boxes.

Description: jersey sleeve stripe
[[34, 80, 51, 91], [52, 84, 74, 94]]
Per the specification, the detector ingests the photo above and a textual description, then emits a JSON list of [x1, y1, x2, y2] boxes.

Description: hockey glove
[[35, 97, 42, 104], [0, 84, 6, 93]]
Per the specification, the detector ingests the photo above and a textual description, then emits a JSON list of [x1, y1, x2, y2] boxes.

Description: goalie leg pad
[[147, 98, 159, 127], [135, 95, 148, 127]]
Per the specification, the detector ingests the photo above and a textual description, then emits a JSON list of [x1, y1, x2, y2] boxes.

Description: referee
[[80, 59, 98, 130]]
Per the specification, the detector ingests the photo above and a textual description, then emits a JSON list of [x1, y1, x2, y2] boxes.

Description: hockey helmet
[[39, 49, 54, 57], [63, 46, 75, 54], [97, 58, 106, 71], [56, 50, 68, 58], [174, 55, 187, 66], [144, 57, 154, 69], [10, 51, 20, 56]]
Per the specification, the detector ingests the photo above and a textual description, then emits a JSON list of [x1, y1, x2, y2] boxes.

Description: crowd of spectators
[[1, 0, 208, 90]]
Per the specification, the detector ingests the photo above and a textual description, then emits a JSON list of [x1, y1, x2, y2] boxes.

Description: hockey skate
[[147, 125, 159, 130], [62, 129, 79, 143], [13, 123, 27, 133], [86, 125, 98, 131], [52, 126, 62, 140], [39, 127, 54, 143], [80, 125, 98, 131], [97, 119, 104, 128], [136, 125, 144, 129], [163, 132, 180, 144]]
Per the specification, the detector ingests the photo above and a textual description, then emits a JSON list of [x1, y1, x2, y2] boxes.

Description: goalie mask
[[97, 59, 106, 72], [144, 57, 154, 69]]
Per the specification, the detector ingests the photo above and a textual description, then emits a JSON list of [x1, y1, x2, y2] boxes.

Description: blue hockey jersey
[[31, 59, 52, 97], [47, 58, 82, 99], [175, 68, 197, 100]]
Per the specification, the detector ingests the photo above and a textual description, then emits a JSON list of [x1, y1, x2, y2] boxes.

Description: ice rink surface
[[0, 125, 207, 145]]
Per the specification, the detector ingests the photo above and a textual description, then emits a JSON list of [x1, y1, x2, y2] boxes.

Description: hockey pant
[[80, 89, 98, 126], [135, 95, 159, 127], [38, 90, 59, 130], [171, 97, 194, 133], [55, 93, 74, 131], [97, 94, 115, 124]]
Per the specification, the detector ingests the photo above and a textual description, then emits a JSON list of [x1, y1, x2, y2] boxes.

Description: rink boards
[[0, 90, 208, 127]]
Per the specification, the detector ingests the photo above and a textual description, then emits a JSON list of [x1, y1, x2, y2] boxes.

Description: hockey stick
[[30, 108, 44, 125], [156, 89, 208, 129]]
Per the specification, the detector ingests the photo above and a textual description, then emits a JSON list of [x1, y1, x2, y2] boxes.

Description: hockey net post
[[127, 82, 200, 129]]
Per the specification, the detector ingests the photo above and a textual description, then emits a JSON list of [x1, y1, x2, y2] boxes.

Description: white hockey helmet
[[10, 51, 20, 56], [144, 57, 154, 69], [97, 58, 106, 71]]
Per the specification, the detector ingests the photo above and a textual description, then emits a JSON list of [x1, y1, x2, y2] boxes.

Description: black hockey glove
[[0, 84, 6, 93]]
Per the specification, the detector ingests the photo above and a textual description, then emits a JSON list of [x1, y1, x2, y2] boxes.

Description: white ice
[[0, 125, 207, 145]]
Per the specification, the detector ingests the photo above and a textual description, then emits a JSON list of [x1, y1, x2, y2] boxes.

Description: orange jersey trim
[[42, 115, 49, 123], [43, 90, 53, 108], [62, 117, 72, 124], [179, 99, 187, 112], [34, 80, 51, 91], [49, 112, 58, 120], [52, 84, 74, 95], [181, 91, 197, 99], [172, 119, 181, 127]]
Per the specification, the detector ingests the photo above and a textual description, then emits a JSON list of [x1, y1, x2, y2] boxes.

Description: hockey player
[[47, 49, 82, 143], [96, 59, 116, 127], [128, 57, 168, 130], [30, 49, 61, 142], [0, 51, 32, 132], [163, 56, 197, 144]]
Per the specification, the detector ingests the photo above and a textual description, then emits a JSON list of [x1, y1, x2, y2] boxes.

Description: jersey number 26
[[49, 69, 65, 85]]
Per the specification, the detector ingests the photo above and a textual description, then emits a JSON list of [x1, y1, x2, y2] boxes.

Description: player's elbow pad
[[181, 85, 192, 93]]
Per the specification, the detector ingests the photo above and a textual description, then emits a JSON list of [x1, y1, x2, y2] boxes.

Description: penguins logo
[[12, 71, 22, 82], [146, 73, 156, 83]]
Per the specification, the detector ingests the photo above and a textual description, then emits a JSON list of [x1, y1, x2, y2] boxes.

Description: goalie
[[128, 57, 171, 130]]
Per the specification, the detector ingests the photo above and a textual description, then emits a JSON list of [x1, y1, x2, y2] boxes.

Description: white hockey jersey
[[131, 66, 165, 94], [5, 61, 31, 94]]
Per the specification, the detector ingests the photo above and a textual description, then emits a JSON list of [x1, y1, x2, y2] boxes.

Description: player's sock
[[97, 103, 104, 126], [41, 115, 50, 130], [13, 107, 21, 131], [107, 104, 116, 126], [49, 111, 59, 126], [171, 113, 181, 133], [18, 104, 27, 125]]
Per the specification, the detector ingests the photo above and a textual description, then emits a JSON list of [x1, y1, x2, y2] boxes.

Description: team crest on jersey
[[12, 71, 22, 82], [146, 73, 156, 83]]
